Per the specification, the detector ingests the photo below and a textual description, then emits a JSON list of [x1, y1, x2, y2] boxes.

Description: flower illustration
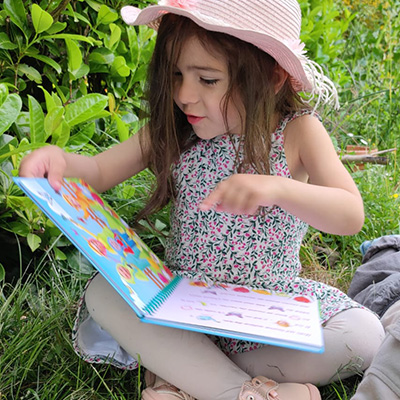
[[159, 0, 197, 9]]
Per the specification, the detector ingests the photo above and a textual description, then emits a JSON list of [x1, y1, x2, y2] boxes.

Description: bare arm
[[19, 128, 148, 193], [200, 115, 364, 235], [277, 115, 364, 234]]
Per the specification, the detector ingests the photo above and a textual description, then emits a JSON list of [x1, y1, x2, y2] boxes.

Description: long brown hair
[[137, 14, 308, 222]]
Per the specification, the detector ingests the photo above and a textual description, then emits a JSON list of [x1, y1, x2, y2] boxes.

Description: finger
[[199, 185, 224, 211], [19, 162, 45, 178], [47, 160, 66, 192], [214, 193, 248, 214]]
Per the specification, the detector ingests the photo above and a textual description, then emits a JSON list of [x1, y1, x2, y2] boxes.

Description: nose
[[175, 77, 199, 105]]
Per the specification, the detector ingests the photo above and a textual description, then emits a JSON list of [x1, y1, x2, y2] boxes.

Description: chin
[[193, 131, 221, 140]]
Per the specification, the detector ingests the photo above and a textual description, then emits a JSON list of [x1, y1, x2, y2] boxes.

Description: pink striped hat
[[121, 0, 338, 107]]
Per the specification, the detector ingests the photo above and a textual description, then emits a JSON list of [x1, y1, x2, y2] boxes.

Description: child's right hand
[[19, 145, 67, 192]]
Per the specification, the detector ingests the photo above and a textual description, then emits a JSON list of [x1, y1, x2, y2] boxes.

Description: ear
[[274, 65, 289, 94]]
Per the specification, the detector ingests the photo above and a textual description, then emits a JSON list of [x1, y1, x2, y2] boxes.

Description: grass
[[1, 164, 398, 400], [0, 258, 144, 399]]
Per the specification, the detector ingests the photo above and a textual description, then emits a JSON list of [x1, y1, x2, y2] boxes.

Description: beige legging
[[85, 274, 384, 400]]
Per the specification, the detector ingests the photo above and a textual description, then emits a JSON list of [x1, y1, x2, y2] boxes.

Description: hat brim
[[121, 5, 312, 92]]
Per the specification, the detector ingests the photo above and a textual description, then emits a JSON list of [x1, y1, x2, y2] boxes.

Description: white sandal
[[239, 376, 321, 400], [141, 370, 196, 400]]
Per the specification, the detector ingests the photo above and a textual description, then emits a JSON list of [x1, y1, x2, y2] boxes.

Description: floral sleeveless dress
[[165, 110, 363, 354], [72, 110, 363, 368]]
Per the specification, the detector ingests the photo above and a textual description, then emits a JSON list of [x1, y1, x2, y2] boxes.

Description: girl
[[19, 0, 384, 399]]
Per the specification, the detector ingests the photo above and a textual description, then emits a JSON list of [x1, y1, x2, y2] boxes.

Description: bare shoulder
[[283, 113, 331, 182], [283, 112, 354, 190], [284, 113, 327, 142], [284, 113, 336, 158]]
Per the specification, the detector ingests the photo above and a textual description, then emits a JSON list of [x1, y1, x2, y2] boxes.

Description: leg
[[380, 300, 400, 331], [229, 308, 384, 386], [351, 321, 400, 399], [351, 301, 400, 400], [85, 274, 249, 400]]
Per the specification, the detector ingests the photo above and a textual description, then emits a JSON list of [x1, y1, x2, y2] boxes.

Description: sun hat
[[121, 0, 339, 108]]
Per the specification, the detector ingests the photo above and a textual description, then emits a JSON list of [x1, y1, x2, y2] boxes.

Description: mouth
[[186, 114, 204, 125]]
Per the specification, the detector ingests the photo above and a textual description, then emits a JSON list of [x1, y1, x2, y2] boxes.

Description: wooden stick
[[341, 155, 388, 165], [340, 148, 396, 166]]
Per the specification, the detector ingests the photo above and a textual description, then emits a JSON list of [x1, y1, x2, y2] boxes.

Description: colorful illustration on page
[[19, 178, 174, 307]]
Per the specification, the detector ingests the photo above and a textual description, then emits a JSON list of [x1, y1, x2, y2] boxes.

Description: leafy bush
[[0, 0, 157, 275]]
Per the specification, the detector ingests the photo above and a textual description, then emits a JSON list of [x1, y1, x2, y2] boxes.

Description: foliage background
[[0, 0, 399, 398]]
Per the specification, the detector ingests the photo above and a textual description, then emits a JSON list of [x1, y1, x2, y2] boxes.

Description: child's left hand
[[199, 174, 277, 215]]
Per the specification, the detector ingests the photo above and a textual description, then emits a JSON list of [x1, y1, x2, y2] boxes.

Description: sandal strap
[[153, 384, 193, 399], [240, 376, 280, 400]]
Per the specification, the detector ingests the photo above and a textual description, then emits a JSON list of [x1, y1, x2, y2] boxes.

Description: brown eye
[[200, 78, 218, 85]]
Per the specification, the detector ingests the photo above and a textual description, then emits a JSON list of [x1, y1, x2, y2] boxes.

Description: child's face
[[173, 36, 244, 140]]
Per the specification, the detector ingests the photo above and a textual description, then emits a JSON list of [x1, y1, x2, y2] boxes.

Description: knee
[[325, 308, 384, 371], [84, 273, 131, 328], [85, 274, 109, 314]]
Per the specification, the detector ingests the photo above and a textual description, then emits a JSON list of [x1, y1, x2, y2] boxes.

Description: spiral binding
[[143, 275, 183, 314]]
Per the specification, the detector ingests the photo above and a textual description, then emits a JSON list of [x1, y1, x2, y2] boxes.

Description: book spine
[[143, 276, 182, 315]]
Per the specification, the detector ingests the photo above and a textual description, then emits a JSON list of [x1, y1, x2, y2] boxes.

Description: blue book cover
[[14, 177, 324, 353]]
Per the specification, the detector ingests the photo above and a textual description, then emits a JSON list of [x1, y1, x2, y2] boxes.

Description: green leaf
[[54, 121, 70, 148], [18, 64, 42, 83], [155, 219, 167, 232], [41, 34, 99, 46], [27, 233, 42, 252], [0, 263, 5, 282], [0, 10, 7, 25], [89, 47, 115, 64], [26, 51, 62, 74], [65, 94, 108, 127], [4, 0, 28, 34], [44, 106, 64, 138], [97, 5, 118, 25], [70, 63, 90, 80], [64, 7, 92, 27], [39, 86, 57, 112], [105, 23, 121, 51], [31, 4, 54, 34], [52, 92, 63, 107], [0, 93, 22, 135], [121, 184, 135, 200], [53, 247, 67, 260], [0, 83, 8, 107], [45, 21, 67, 34], [7, 221, 30, 237], [65, 38, 82, 75], [0, 142, 46, 161], [68, 122, 95, 150], [127, 26, 139, 69], [90, 110, 110, 120], [85, 0, 103, 12], [28, 95, 45, 144], [114, 114, 129, 142], [0, 32, 18, 50], [112, 56, 130, 77], [0, 133, 18, 157]]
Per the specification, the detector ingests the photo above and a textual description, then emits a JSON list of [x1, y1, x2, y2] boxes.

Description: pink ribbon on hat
[[158, 0, 197, 9], [283, 39, 307, 57]]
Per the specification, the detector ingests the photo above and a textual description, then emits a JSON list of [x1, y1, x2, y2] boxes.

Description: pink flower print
[[159, 0, 197, 10]]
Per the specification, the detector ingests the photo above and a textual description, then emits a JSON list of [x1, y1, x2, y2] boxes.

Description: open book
[[14, 177, 324, 353]]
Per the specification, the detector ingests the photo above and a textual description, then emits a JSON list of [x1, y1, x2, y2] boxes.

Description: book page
[[14, 177, 174, 313], [15, 177, 323, 352], [148, 278, 323, 351]]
